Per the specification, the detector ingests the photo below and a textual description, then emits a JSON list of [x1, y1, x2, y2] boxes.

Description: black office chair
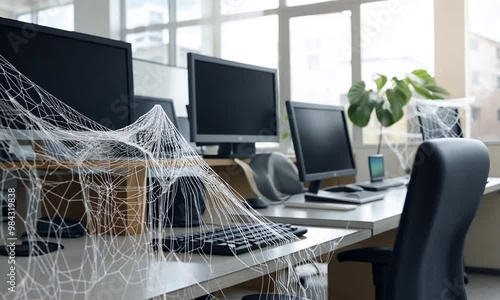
[[337, 138, 489, 300]]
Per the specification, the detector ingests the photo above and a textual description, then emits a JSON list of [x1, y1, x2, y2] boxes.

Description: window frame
[[120, 0, 403, 148]]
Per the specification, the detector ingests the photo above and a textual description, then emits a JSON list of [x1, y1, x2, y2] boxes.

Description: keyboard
[[152, 223, 307, 256], [357, 178, 406, 191]]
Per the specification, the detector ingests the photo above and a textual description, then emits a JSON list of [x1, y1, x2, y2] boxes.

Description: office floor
[[467, 273, 500, 300]]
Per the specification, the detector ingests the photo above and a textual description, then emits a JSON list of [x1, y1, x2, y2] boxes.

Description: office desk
[[251, 177, 500, 300], [1, 157, 355, 237], [0, 225, 370, 299], [1, 160, 150, 236], [256, 177, 500, 236], [1, 158, 251, 236], [204, 158, 355, 199]]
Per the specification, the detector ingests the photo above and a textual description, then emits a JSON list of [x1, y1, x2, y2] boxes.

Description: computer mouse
[[244, 197, 269, 209]]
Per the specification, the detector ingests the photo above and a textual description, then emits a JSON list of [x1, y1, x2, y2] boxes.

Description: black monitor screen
[[287, 101, 356, 182], [134, 96, 177, 128], [188, 53, 278, 143], [0, 17, 134, 130]]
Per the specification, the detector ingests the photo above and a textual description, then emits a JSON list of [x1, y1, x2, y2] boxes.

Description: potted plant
[[347, 70, 449, 154]]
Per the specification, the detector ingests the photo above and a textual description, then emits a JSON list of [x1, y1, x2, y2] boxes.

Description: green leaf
[[374, 102, 393, 127], [393, 78, 412, 105], [374, 86, 407, 127], [386, 90, 405, 122], [374, 74, 388, 91], [348, 101, 375, 127], [346, 69, 448, 129], [347, 81, 376, 127], [411, 69, 436, 84], [406, 70, 449, 100], [348, 81, 368, 105]]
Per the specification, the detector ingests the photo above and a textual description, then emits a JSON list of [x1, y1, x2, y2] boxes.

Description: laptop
[[356, 155, 406, 191]]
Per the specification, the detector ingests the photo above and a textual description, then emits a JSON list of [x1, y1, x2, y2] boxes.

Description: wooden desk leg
[[120, 166, 147, 235], [39, 168, 147, 236], [328, 229, 397, 300]]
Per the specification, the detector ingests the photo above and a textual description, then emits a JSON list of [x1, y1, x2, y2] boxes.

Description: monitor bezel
[[133, 96, 177, 128], [286, 101, 357, 182], [187, 53, 279, 143], [0, 17, 135, 129]]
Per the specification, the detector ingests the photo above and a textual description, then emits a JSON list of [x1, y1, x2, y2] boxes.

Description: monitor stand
[[203, 143, 256, 159], [308, 180, 322, 194]]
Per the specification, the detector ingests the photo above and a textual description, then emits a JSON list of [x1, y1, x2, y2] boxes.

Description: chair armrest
[[337, 247, 393, 265]]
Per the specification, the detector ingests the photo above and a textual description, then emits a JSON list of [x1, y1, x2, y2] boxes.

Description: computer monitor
[[187, 53, 279, 158], [177, 117, 190, 141], [286, 101, 356, 194], [417, 106, 463, 140], [0, 17, 134, 133], [134, 96, 177, 128], [369, 154, 385, 182]]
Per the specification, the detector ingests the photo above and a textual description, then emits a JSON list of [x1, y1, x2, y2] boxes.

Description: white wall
[[0, 9, 13, 18], [132, 59, 189, 117], [74, 0, 120, 39]]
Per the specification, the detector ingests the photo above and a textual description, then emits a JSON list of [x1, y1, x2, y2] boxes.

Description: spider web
[[381, 97, 474, 175], [0, 55, 336, 300]]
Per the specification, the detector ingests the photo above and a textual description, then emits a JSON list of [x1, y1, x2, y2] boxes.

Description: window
[[468, 0, 500, 141], [15, 3, 74, 31], [287, 0, 336, 6], [471, 71, 480, 85], [221, 0, 278, 15], [470, 39, 478, 50], [176, 26, 213, 68], [472, 107, 481, 122], [38, 6, 74, 31], [121, 0, 423, 146], [177, 0, 203, 21], [290, 11, 352, 106], [360, 0, 435, 145], [126, 30, 169, 64], [221, 16, 278, 68], [125, 0, 169, 29], [17, 13, 32, 23]]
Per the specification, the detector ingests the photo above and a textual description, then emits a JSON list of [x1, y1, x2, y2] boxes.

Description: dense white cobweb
[[380, 97, 473, 175], [0, 54, 337, 300]]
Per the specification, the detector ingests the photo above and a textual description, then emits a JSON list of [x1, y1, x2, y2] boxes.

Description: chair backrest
[[388, 139, 489, 300], [417, 105, 463, 140]]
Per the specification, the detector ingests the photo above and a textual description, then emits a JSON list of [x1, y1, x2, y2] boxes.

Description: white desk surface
[[257, 177, 500, 236], [0, 226, 370, 300]]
